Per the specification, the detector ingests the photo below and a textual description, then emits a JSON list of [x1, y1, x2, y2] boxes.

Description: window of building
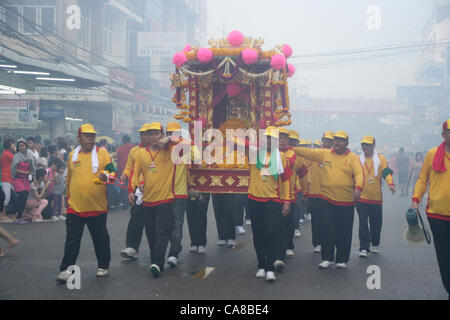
[[23, 6, 38, 34], [40, 6, 56, 34], [79, 6, 91, 50], [0, 4, 56, 35], [4, 6, 20, 34]]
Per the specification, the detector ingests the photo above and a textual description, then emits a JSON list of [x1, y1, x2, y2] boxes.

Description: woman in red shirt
[[0, 139, 15, 221]]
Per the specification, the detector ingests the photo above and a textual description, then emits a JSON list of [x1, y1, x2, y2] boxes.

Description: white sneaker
[[96, 268, 108, 277], [314, 245, 321, 253], [217, 240, 227, 246], [190, 245, 198, 252], [121, 247, 138, 260], [245, 219, 251, 226], [236, 226, 246, 235], [318, 261, 334, 269], [266, 271, 276, 282], [149, 264, 160, 278], [227, 239, 236, 248], [371, 246, 379, 254], [56, 270, 72, 283], [299, 219, 304, 224], [359, 250, 368, 258], [294, 229, 301, 238], [198, 246, 206, 254], [336, 263, 347, 269], [59, 215, 66, 221], [167, 256, 178, 268], [51, 216, 59, 222], [256, 269, 266, 278], [286, 249, 294, 258], [307, 213, 312, 221], [273, 260, 286, 272]]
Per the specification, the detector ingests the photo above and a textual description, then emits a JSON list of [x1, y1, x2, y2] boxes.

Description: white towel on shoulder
[[360, 151, 380, 177], [72, 145, 99, 173]]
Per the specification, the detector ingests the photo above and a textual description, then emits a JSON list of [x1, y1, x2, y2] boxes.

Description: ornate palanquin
[[170, 31, 294, 193]]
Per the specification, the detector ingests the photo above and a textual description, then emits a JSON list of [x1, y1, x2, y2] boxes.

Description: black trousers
[[140, 202, 174, 271], [232, 194, 247, 227], [317, 198, 355, 263], [60, 213, 111, 271], [248, 199, 283, 271], [309, 197, 322, 247], [186, 193, 210, 247], [356, 202, 382, 251], [15, 191, 28, 220], [277, 202, 297, 262], [212, 194, 236, 241], [41, 195, 53, 220], [428, 217, 450, 295], [125, 204, 145, 251]]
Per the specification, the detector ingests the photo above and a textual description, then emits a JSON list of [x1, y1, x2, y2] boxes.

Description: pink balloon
[[182, 44, 192, 52], [288, 63, 296, 77], [282, 44, 293, 58], [242, 48, 259, 65], [270, 54, 286, 70], [173, 52, 187, 67], [228, 30, 244, 47], [197, 48, 213, 64]]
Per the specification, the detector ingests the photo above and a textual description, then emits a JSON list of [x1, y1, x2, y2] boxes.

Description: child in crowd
[[23, 169, 50, 222], [52, 161, 66, 220]]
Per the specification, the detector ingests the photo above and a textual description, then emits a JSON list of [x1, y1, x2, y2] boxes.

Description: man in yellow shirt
[[247, 127, 291, 282], [128, 122, 174, 278], [120, 124, 153, 260], [293, 130, 364, 269], [412, 119, 450, 299], [165, 122, 189, 267], [278, 128, 308, 262], [57, 124, 115, 282], [308, 131, 334, 254], [356, 135, 395, 258]]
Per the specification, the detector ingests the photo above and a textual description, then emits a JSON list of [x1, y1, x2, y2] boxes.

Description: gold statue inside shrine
[[226, 96, 250, 121]]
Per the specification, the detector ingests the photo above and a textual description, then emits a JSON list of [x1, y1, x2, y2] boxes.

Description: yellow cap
[[137, 123, 151, 132], [166, 122, 181, 132], [288, 130, 299, 140], [138, 122, 163, 132], [361, 135, 375, 144], [314, 140, 322, 146], [444, 119, 450, 131], [79, 123, 98, 135], [323, 131, 334, 140], [279, 127, 289, 136], [264, 126, 279, 139], [305, 139, 312, 145], [334, 130, 349, 140], [299, 139, 308, 145]]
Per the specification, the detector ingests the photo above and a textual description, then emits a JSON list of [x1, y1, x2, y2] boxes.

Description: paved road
[[0, 194, 447, 300]]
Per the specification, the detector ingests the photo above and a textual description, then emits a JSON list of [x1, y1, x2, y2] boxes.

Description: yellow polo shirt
[[293, 148, 364, 206], [66, 148, 114, 217], [358, 155, 394, 205], [132, 146, 176, 207], [248, 151, 291, 203], [413, 147, 450, 220]]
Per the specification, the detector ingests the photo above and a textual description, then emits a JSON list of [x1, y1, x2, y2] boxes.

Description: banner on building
[[137, 32, 187, 57], [133, 105, 176, 128], [112, 101, 133, 134], [0, 100, 40, 129]]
